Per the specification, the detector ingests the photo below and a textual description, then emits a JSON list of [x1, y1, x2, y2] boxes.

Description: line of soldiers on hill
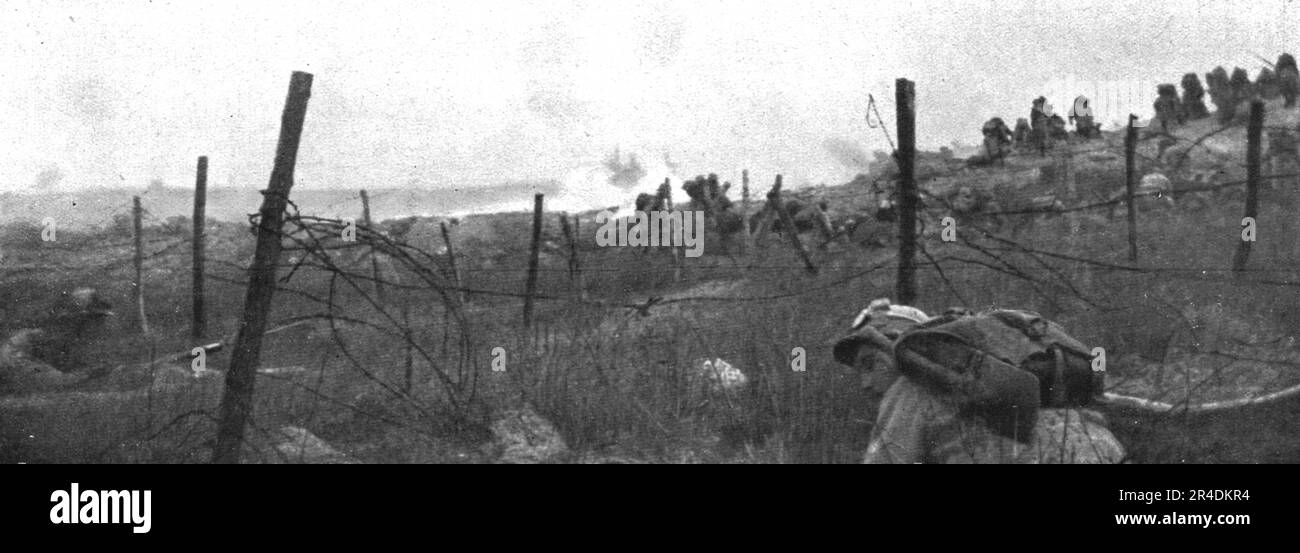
[[971, 52, 1300, 165], [972, 97, 1081, 165], [632, 173, 837, 251], [1155, 53, 1298, 130]]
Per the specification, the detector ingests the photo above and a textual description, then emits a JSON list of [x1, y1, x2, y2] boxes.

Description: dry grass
[[4, 116, 1300, 463]]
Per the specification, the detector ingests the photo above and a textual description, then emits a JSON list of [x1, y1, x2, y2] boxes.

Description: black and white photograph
[[2, 0, 1298, 489]]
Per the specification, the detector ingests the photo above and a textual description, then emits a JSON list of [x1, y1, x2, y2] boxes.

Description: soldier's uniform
[[1153, 85, 1184, 133], [834, 299, 1126, 464], [863, 376, 1124, 464], [1029, 98, 1051, 155], [979, 118, 1013, 163]]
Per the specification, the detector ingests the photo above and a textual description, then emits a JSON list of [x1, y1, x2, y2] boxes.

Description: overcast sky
[[2, 0, 1297, 197]]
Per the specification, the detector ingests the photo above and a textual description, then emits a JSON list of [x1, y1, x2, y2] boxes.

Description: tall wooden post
[[1124, 114, 1139, 261], [895, 78, 918, 305], [213, 71, 313, 464], [559, 213, 587, 300], [574, 216, 590, 298], [133, 196, 149, 336], [752, 205, 773, 247], [523, 193, 543, 330], [769, 175, 818, 275], [440, 221, 465, 305], [192, 156, 207, 341], [662, 177, 682, 282], [360, 189, 385, 304], [1233, 100, 1265, 275], [740, 169, 751, 254], [1061, 151, 1090, 287]]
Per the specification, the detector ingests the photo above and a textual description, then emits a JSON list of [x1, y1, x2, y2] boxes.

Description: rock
[[274, 426, 353, 464], [490, 406, 568, 464], [1140, 173, 1172, 193], [696, 358, 748, 392], [1086, 151, 1120, 163]]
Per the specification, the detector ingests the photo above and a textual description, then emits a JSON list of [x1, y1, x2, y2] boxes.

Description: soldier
[[971, 117, 1014, 165], [1256, 67, 1279, 99], [634, 192, 660, 213], [1223, 67, 1254, 121], [1152, 83, 1184, 132], [1029, 97, 1051, 156], [1277, 53, 1299, 108], [1012, 117, 1032, 146], [682, 174, 733, 213], [1229, 67, 1253, 99], [832, 299, 1125, 464], [1181, 73, 1210, 120], [1, 288, 115, 395], [1047, 113, 1070, 140], [1206, 66, 1233, 121], [656, 180, 674, 210]]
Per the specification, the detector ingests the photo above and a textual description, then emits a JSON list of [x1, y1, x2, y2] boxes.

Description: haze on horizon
[[2, 0, 1297, 205]]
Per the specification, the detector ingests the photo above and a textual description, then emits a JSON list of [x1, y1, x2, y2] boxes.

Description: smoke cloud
[[33, 165, 64, 190], [822, 137, 871, 170]]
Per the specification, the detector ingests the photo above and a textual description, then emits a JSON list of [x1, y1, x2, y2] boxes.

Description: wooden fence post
[[769, 175, 818, 275], [895, 78, 918, 305], [740, 169, 751, 254], [133, 196, 149, 336], [1061, 150, 1091, 287], [1233, 100, 1265, 275], [559, 213, 587, 300], [523, 193, 543, 330], [440, 221, 465, 305], [1125, 114, 1140, 261], [665, 177, 682, 282], [213, 71, 313, 464], [192, 156, 207, 341], [359, 189, 385, 304], [575, 216, 591, 297]]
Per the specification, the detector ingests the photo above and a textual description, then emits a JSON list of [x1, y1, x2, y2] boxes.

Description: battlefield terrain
[[4, 90, 1300, 464]]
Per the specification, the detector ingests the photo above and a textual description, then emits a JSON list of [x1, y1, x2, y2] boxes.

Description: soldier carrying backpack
[[832, 299, 1125, 464]]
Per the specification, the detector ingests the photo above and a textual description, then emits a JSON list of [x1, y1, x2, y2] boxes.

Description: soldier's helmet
[[832, 299, 931, 390], [849, 298, 930, 338], [47, 287, 115, 322]]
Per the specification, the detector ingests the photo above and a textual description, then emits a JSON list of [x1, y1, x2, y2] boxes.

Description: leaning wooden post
[[769, 175, 818, 275], [440, 221, 465, 305], [895, 78, 918, 304], [133, 195, 150, 336], [213, 71, 313, 464], [740, 169, 751, 253], [191, 156, 208, 341], [359, 189, 385, 304], [559, 213, 587, 300], [1233, 100, 1265, 275], [523, 193, 543, 330], [1124, 114, 1139, 261]]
